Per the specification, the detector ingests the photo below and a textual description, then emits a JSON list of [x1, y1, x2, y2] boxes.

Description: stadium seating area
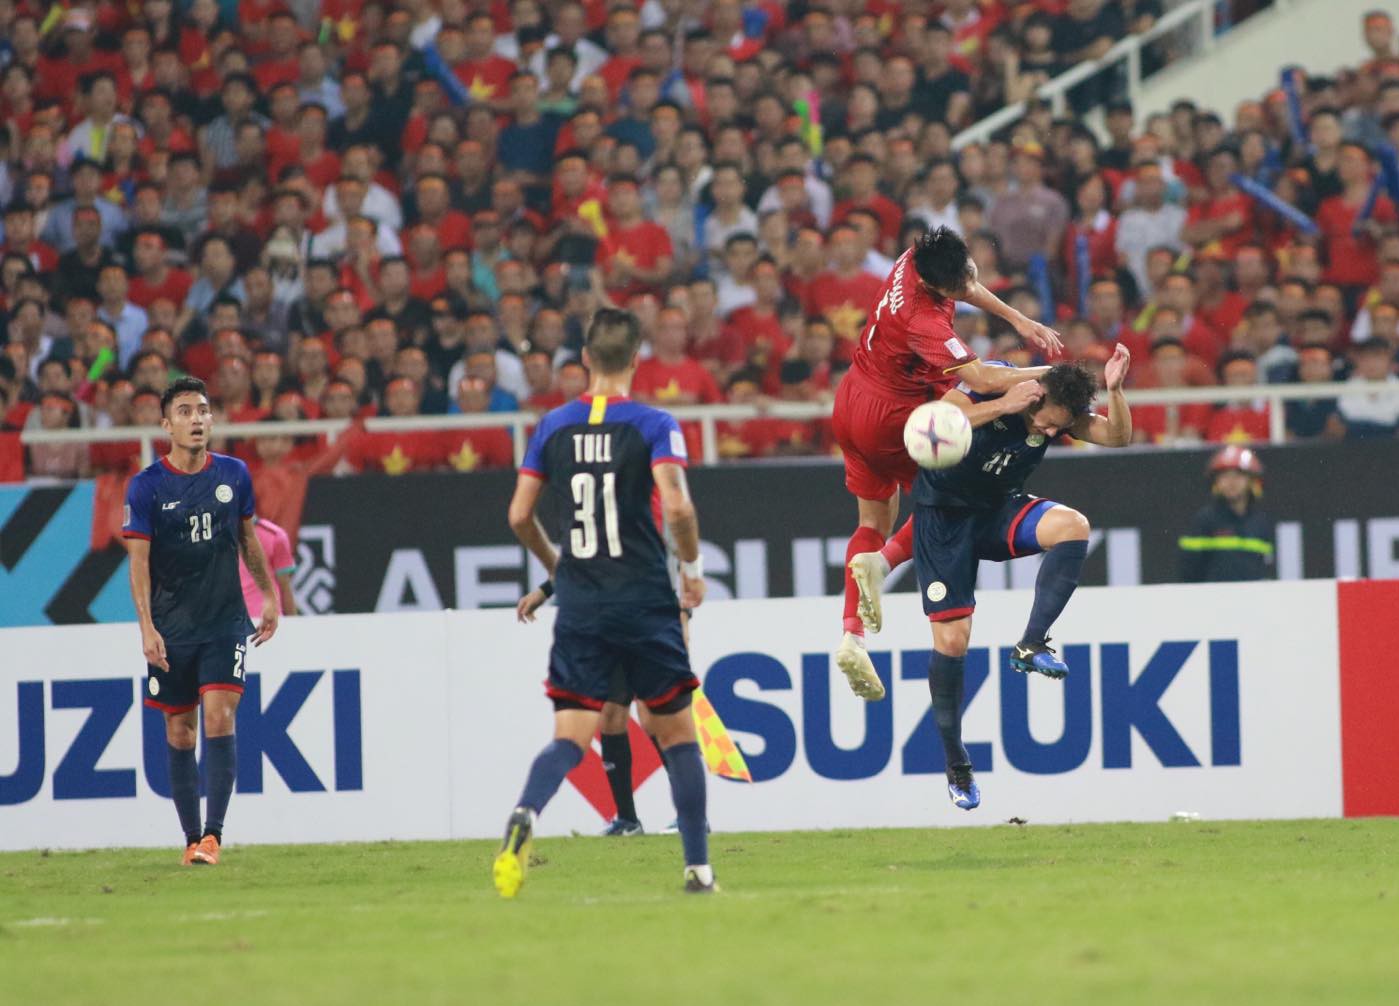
[[3, 0, 1399, 482]]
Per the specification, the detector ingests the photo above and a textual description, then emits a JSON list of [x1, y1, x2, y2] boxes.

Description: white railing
[[17, 379, 1395, 469], [952, 0, 1297, 151]]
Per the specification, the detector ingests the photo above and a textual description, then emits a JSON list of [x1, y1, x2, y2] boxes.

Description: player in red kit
[[832, 227, 1063, 700]]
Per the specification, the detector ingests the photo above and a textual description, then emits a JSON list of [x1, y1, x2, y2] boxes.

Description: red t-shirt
[[634, 356, 723, 459], [1181, 318, 1226, 370], [696, 307, 791, 370], [129, 268, 193, 309], [1206, 403, 1271, 443], [2, 240, 58, 273], [596, 220, 673, 299], [440, 428, 514, 471], [1198, 292, 1249, 343], [453, 55, 517, 101], [596, 55, 641, 100], [845, 248, 976, 397], [253, 57, 301, 93], [804, 269, 884, 364], [717, 418, 818, 458], [1186, 192, 1255, 257], [1131, 403, 1213, 443], [1317, 194, 1397, 287], [427, 210, 474, 252], [410, 266, 447, 300]]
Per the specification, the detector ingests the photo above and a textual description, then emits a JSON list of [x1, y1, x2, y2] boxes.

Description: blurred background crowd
[[3, 0, 1399, 484]]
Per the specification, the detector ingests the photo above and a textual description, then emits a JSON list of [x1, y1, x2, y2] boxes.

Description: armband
[[680, 556, 704, 580], [539, 579, 554, 599]]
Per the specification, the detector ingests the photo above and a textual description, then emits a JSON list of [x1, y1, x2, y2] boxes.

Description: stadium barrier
[[16, 378, 1398, 468], [6, 438, 1399, 626], [2, 579, 1395, 851]]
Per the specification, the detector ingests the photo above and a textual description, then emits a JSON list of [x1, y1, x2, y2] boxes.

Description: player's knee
[[932, 617, 972, 657], [165, 718, 197, 749], [651, 707, 697, 749], [1049, 507, 1091, 543]]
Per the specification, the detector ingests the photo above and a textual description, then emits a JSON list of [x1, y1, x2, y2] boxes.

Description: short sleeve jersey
[[914, 366, 1076, 509], [851, 248, 978, 401], [123, 452, 257, 643], [521, 395, 687, 609]]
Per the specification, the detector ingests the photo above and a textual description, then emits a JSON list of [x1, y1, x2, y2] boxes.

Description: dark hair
[[160, 376, 208, 416], [585, 308, 642, 374], [1215, 348, 1257, 381], [1039, 363, 1097, 418], [911, 226, 972, 294]]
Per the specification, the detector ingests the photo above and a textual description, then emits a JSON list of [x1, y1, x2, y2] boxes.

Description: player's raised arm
[[953, 358, 1051, 396], [238, 516, 280, 646], [957, 274, 1065, 359], [1070, 344, 1133, 447], [943, 380, 1045, 429], [654, 461, 705, 610]]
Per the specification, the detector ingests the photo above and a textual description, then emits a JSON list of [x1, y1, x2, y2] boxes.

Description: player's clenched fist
[[1000, 380, 1044, 413], [680, 574, 706, 610]]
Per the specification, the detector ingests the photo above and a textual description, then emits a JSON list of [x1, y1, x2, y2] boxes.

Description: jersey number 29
[[188, 512, 213, 542], [570, 472, 622, 559]]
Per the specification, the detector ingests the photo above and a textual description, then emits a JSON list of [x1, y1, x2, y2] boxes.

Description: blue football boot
[[947, 763, 980, 810], [1010, 638, 1070, 680], [600, 817, 643, 836]]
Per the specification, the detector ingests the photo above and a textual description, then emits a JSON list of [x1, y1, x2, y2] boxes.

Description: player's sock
[[928, 651, 970, 766], [880, 517, 915, 569], [664, 741, 709, 867], [600, 732, 639, 822], [167, 744, 202, 845], [650, 735, 675, 779], [843, 526, 885, 634], [1022, 539, 1089, 644], [517, 738, 584, 814], [202, 734, 237, 842]]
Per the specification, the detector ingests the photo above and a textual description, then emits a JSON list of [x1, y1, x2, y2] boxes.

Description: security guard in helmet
[[1178, 446, 1276, 582]]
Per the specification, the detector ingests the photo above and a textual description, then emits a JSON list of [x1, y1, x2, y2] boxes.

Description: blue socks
[[1023, 539, 1088, 644], [203, 734, 237, 841], [518, 739, 584, 814], [664, 741, 709, 867], [928, 651, 969, 768], [167, 744, 201, 845]]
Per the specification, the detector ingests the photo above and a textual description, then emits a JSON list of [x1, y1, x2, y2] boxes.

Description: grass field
[[2, 819, 1396, 1006]]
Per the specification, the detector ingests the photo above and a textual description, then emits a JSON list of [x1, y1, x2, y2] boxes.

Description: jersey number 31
[[570, 472, 622, 559]]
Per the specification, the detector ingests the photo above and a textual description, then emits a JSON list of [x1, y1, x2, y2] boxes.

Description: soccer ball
[[903, 401, 973, 470]]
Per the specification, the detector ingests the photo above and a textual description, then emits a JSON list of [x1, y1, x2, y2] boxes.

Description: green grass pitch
[[3, 819, 1396, 1006]]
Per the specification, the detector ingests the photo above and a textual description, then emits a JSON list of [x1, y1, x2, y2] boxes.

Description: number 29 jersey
[[520, 395, 688, 608], [122, 452, 257, 643]]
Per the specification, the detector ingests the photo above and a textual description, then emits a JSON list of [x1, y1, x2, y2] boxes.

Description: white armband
[[680, 556, 704, 580]]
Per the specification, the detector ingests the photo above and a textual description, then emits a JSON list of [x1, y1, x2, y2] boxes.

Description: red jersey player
[[832, 227, 1063, 700]]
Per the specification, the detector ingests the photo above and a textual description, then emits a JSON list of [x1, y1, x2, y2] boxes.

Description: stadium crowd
[[3, 0, 1399, 485]]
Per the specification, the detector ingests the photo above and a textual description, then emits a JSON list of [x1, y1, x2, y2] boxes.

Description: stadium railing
[[952, 0, 1293, 151], [17, 379, 1394, 468]]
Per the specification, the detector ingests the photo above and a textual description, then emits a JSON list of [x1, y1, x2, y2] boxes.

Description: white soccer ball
[[903, 400, 973, 470]]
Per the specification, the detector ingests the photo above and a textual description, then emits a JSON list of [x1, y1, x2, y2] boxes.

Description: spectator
[[442, 377, 514, 471], [1338, 337, 1399, 438], [1132, 338, 1210, 444], [1115, 161, 1186, 295], [1206, 349, 1271, 443], [1179, 446, 1275, 583], [1286, 343, 1346, 440], [987, 142, 1069, 272], [95, 265, 147, 369]]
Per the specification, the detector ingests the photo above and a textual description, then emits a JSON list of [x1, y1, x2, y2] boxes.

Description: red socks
[[881, 518, 914, 569], [843, 526, 885, 635]]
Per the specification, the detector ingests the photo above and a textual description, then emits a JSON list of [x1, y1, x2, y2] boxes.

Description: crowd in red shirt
[[4, 0, 1399, 490]]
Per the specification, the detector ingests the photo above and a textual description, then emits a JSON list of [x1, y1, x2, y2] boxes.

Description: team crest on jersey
[[1026, 433, 1046, 447], [926, 581, 948, 602], [148, 677, 159, 696], [215, 484, 234, 503], [670, 429, 687, 459]]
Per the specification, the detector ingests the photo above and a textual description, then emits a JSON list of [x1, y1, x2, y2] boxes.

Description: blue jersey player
[[122, 377, 280, 866], [850, 345, 1132, 810], [494, 308, 716, 896]]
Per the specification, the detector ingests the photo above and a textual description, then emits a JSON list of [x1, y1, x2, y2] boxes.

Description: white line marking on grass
[[9, 917, 104, 928]]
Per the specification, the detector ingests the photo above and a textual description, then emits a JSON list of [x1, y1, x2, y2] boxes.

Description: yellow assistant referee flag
[[692, 686, 752, 783]]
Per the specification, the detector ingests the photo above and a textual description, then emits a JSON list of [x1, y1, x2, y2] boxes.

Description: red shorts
[[832, 376, 921, 501]]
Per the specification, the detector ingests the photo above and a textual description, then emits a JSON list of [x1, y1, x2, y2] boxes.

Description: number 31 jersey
[[520, 395, 688, 608], [122, 452, 257, 643]]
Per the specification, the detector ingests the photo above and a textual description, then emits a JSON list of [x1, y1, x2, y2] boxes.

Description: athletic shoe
[[835, 633, 887, 701], [492, 806, 534, 899], [181, 842, 198, 866], [600, 817, 643, 836], [1010, 638, 1070, 680], [191, 834, 220, 866], [848, 551, 889, 634], [683, 867, 718, 894], [947, 763, 980, 811]]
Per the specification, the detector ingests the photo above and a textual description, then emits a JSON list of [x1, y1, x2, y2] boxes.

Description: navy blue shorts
[[915, 494, 1059, 622], [144, 635, 248, 714], [548, 604, 698, 712]]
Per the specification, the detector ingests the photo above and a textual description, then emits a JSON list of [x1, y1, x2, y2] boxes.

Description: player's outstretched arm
[[955, 359, 1051, 396], [959, 280, 1065, 358], [654, 461, 706, 610], [125, 536, 168, 672], [1071, 344, 1133, 447], [239, 517, 280, 646]]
